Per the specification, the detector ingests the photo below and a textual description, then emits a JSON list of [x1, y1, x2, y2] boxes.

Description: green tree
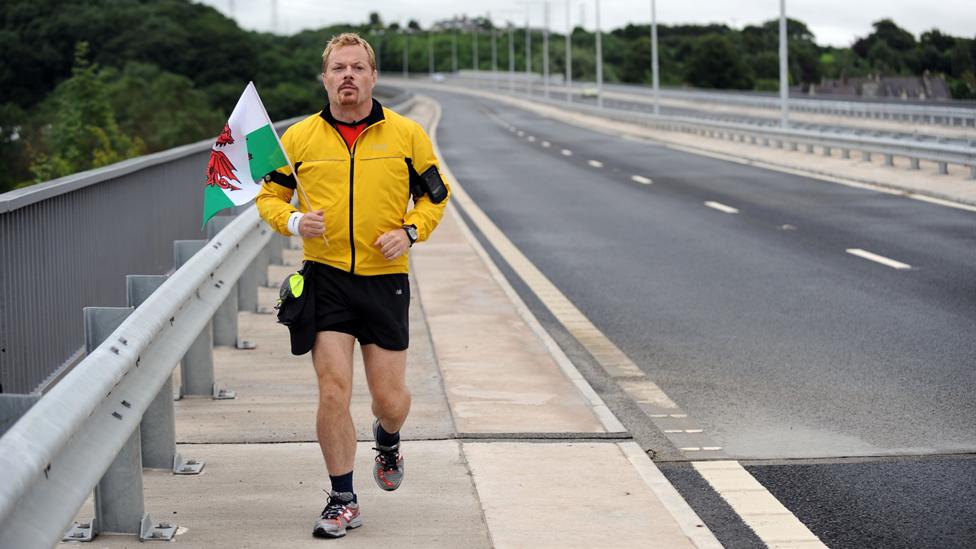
[[102, 62, 227, 151], [686, 34, 754, 89], [29, 42, 141, 182]]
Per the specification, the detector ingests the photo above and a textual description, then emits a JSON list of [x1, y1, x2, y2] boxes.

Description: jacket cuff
[[287, 211, 303, 236]]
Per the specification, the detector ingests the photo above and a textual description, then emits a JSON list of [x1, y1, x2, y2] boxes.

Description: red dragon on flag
[[206, 123, 241, 191]]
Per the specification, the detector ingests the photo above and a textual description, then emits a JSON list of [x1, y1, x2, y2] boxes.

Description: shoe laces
[[373, 444, 400, 471], [321, 493, 350, 520]]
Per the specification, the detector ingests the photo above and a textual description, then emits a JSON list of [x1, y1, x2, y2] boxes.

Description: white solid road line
[[846, 248, 912, 270], [704, 201, 739, 214], [631, 175, 653, 185], [694, 461, 828, 548], [588, 160, 604, 168], [561, 149, 573, 156]]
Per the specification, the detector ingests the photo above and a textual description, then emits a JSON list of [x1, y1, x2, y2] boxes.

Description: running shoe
[[312, 491, 362, 539], [372, 419, 405, 491]]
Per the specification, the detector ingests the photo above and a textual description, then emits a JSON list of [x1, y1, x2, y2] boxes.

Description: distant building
[[808, 73, 950, 100]]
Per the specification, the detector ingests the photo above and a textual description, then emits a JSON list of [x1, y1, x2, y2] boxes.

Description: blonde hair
[[321, 33, 377, 73]]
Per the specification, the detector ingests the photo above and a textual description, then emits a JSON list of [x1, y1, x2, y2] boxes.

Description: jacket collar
[[320, 98, 385, 127]]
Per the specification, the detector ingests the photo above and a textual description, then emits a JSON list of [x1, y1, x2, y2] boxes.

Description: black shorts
[[309, 262, 410, 351]]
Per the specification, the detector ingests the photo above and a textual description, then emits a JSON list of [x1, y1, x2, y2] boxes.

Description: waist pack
[[275, 262, 316, 355]]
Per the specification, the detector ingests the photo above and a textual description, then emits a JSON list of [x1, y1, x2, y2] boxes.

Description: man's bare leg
[[363, 344, 410, 491], [312, 331, 357, 477], [362, 344, 411, 433]]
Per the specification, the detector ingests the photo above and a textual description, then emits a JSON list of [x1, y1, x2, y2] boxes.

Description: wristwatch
[[402, 224, 418, 246]]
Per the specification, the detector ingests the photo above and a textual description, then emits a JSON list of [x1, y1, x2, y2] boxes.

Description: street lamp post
[[429, 31, 434, 77], [509, 23, 516, 92], [473, 26, 479, 73], [566, 0, 572, 103], [650, 0, 659, 115], [452, 27, 458, 73], [543, 1, 550, 99], [595, 0, 603, 108], [779, 0, 789, 128], [525, 9, 532, 95], [403, 29, 409, 79], [492, 24, 498, 88]]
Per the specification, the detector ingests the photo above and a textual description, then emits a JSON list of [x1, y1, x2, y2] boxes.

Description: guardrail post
[[910, 158, 920, 170], [938, 161, 948, 175], [256, 239, 270, 287], [174, 241, 234, 399], [238, 258, 259, 313], [63, 307, 176, 542], [884, 153, 894, 167], [126, 275, 205, 475], [269, 233, 285, 265], [206, 217, 246, 348]]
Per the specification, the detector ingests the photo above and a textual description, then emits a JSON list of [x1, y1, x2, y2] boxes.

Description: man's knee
[[318, 381, 351, 412], [372, 386, 411, 417]]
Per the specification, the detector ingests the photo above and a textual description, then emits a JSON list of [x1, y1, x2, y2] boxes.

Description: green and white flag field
[[203, 81, 288, 227]]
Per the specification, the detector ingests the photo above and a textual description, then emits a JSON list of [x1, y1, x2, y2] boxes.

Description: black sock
[[376, 421, 400, 448], [329, 472, 356, 502]]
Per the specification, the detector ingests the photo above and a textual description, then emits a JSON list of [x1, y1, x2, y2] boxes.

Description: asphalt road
[[425, 88, 976, 548]]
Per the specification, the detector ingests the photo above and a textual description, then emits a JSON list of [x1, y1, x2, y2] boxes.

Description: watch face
[[404, 225, 418, 241]]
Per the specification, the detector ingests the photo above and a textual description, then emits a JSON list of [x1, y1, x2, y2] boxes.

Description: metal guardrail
[[449, 72, 976, 127], [434, 77, 976, 178], [0, 89, 415, 396], [546, 95, 976, 178], [0, 116, 295, 396], [605, 83, 976, 128], [0, 207, 269, 547]]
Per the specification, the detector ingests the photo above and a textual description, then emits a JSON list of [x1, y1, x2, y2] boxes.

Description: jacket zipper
[[348, 143, 356, 274]]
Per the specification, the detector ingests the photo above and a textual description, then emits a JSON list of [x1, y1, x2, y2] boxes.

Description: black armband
[[263, 163, 300, 189], [405, 158, 448, 204]]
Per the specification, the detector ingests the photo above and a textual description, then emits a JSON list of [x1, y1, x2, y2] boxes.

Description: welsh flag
[[203, 81, 289, 227]]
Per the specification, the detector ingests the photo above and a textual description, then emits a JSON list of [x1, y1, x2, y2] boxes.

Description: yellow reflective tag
[[288, 273, 304, 298]]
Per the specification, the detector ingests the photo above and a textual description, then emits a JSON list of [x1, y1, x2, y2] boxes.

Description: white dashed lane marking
[[527, 136, 536, 142], [561, 149, 573, 156], [704, 201, 739, 214], [846, 248, 912, 270], [588, 160, 604, 168], [541, 141, 551, 148], [631, 175, 653, 185]]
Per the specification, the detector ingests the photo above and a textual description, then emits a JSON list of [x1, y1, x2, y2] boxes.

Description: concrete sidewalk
[[59, 123, 720, 549]]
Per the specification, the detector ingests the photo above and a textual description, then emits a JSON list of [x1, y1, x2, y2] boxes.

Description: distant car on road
[[431, 73, 446, 83], [580, 86, 600, 99]]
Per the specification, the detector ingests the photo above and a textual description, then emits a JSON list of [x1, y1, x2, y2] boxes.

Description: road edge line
[[420, 93, 728, 548]]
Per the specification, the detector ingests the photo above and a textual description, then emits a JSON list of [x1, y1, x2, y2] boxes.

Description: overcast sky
[[197, 0, 975, 48]]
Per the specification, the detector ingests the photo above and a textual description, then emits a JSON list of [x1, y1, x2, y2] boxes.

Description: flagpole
[[248, 81, 327, 245]]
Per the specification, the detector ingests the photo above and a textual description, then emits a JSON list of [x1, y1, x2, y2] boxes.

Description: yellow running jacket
[[256, 99, 450, 275]]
